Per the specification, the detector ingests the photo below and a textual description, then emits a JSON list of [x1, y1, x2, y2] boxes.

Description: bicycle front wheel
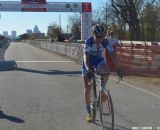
[[90, 78, 97, 122], [99, 90, 114, 130]]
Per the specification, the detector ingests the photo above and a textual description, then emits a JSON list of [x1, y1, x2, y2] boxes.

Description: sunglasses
[[95, 35, 104, 38]]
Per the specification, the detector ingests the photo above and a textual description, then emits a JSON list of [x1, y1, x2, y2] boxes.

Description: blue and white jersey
[[105, 36, 119, 47], [83, 37, 114, 58], [82, 37, 115, 76]]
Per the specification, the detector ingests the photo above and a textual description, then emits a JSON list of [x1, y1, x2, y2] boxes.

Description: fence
[[24, 40, 160, 77], [111, 42, 160, 77]]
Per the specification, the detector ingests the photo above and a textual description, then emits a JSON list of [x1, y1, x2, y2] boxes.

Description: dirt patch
[[110, 74, 160, 96], [125, 76, 160, 86]]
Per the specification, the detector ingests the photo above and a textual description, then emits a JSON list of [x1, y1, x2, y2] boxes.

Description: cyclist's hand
[[116, 68, 124, 81], [87, 69, 94, 79]]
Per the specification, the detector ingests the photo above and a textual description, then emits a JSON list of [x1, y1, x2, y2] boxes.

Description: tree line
[[106, 0, 160, 41]]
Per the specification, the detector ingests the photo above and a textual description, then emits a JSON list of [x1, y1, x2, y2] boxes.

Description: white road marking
[[15, 61, 74, 63], [110, 77, 160, 99]]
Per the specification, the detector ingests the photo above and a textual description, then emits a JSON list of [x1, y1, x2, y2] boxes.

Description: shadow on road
[[94, 119, 131, 130], [0, 61, 81, 77], [16, 68, 81, 76], [113, 124, 131, 130], [0, 60, 17, 71], [0, 110, 24, 123]]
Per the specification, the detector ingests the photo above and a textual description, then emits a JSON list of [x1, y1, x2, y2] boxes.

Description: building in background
[[33, 25, 40, 33], [33, 25, 45, 39], [47, 26, 52, 33], [33, 33, 45, 39], [26, 29, 33, 35], [11, 31, 17, 39], [3, 31, 8, 38]]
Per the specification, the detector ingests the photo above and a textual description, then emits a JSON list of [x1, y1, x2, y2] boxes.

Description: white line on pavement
[[110, 77, 160, 99], [15, 61, 74, 63]]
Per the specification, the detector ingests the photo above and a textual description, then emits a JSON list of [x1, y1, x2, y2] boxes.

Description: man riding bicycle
[[82, 24, 123, 122]]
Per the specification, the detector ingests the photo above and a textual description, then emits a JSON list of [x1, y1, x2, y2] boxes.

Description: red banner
[[22, 8, 46, 12], [82, 2, 91, 12], [22, 0, 46, 4]]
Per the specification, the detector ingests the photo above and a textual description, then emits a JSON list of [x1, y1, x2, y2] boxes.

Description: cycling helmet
[[92, 24, 105, 36]]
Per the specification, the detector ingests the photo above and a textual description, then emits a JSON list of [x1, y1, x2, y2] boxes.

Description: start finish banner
[[0, 1, 92, 41], [0, 1, 91, 13]]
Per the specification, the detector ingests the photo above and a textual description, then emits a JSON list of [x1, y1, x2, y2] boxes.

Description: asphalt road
[[0, 42, 159, 130]]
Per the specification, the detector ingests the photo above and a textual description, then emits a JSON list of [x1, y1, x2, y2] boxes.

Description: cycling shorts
[[82, 56, 106, 77]]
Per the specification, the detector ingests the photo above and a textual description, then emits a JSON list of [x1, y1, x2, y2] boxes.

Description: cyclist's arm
[[83, 52, 90, 71], [104, 39, 120, 69], [109, 51, 120, 69], [110, 51, 124, 80], [83, 40, 91, 71]]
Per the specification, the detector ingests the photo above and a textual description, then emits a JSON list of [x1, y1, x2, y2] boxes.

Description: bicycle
[[89, 69, 115, 130]]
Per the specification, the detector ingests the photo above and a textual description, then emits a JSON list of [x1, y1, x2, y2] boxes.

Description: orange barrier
[[105, 43, 160, 77]]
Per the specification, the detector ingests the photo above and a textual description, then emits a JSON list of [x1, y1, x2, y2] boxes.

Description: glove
[[87, 69, 94, 79], [116, 68, 124, 80]]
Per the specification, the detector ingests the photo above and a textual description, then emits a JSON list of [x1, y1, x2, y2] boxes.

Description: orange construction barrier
[[105, 42, 160, 77]]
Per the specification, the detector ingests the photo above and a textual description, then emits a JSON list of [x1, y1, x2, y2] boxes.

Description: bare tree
[[142, 2, 160, 41], [68, 14, 81, 40], [47, 22, 62, 40], [111, 0, 143, 40]]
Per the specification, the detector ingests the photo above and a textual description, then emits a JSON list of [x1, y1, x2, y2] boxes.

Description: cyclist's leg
[[83, 76, 93, 121], [82, 61, 93, 121], [83, 76, 91, 113], [96, 58, 110, 87]]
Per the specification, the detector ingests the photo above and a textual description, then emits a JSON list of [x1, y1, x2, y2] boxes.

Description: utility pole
[[67, 25, 69, 34], [106, 2, 108, 31], [67, 24, 69, 40], [59, 14, 62, 34]]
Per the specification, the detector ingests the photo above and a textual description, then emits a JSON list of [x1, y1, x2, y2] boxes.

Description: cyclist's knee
[[85, 85, 91, 90], [104, 75, 109, 81], [97, 63, 110, 75], [84, 76, 92, 89]]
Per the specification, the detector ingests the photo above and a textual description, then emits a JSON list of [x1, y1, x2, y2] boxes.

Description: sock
[[86, 104, 91, 115]]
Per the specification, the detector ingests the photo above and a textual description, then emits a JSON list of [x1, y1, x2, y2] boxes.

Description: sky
[[0, 0, 107, 36]]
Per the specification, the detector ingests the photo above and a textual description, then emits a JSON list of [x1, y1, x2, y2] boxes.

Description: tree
[[68, 14, 81, 40], [110, 0, 160, 41], [47, 22, 62, 40], [92, 9, 105, 25], [105, 5, 127, 40], [19, 34, 29, 39], [111, 0, 143, 40], [142, 3, 160, 41]]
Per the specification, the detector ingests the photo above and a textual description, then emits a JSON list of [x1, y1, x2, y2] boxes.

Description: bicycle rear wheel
[[99, 90, 114, 130]]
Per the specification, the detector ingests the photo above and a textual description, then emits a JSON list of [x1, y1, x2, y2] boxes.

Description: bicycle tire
[[90, 78, 97, 122], [91, 101, 96, 122], [99, 90, 114, 130]]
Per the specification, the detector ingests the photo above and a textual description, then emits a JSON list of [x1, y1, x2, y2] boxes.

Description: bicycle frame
[[92, 75, 110, 109], [90, 73, 114, 130]]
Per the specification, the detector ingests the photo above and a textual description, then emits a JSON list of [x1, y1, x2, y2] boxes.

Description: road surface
[[0, 42, 159, 130]]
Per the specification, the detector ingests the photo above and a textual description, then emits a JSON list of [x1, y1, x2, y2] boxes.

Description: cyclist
[[82, 24, 123, 122]]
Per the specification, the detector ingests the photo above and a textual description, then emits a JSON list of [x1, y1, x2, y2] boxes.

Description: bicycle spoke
[[99, 91, 114, 130]]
